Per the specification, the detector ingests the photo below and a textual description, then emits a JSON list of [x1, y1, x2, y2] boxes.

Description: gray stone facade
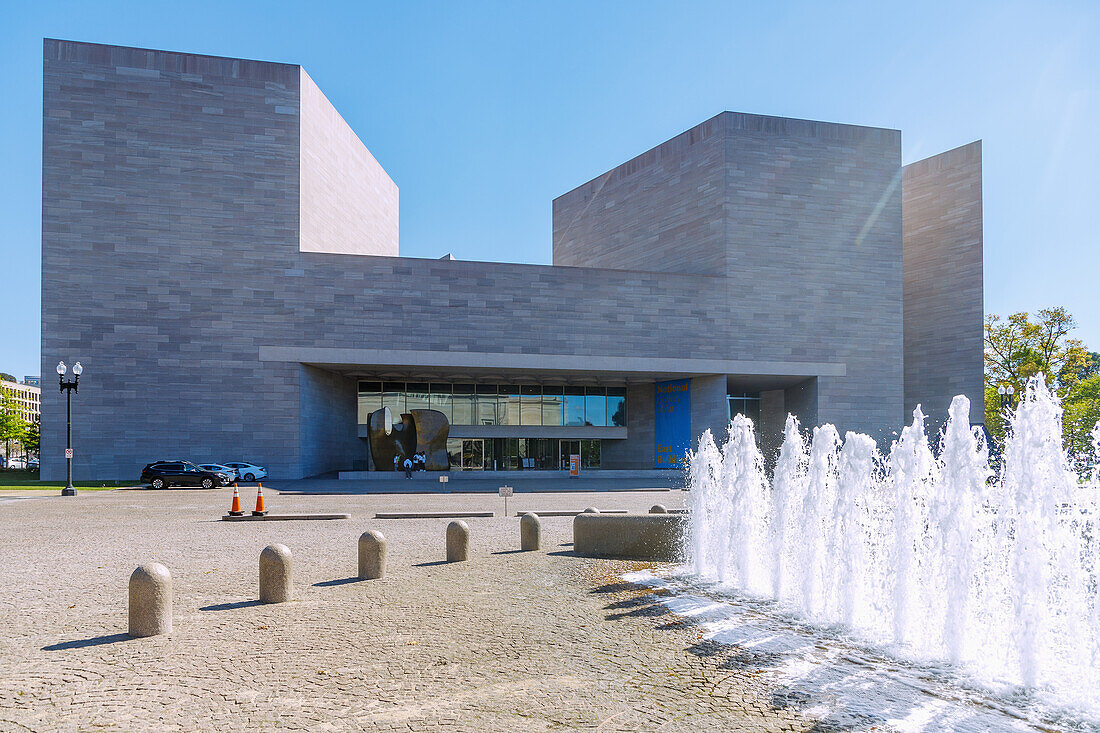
[[41, 40, 983, 480], [902, 141, 985, 429], [554, 111, 906, 444]]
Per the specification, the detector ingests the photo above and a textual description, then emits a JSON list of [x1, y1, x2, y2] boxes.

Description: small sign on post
[[569, 455, 580, 478], [499, 485, 513, 516], [439, 475, 449, 492], [65, 448, 73, 459]]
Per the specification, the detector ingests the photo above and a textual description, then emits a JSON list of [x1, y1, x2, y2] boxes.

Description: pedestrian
[[393, 454, 400, 472], [403, 456, 413, 479], [416, 452, 426, 471]]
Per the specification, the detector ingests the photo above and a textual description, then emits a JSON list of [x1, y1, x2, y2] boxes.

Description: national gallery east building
[[40, 39, 984, 481]]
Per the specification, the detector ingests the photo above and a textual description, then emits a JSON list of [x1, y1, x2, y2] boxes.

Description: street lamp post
[[997, 384, 1015, 411], [57, 360, 82, 497]]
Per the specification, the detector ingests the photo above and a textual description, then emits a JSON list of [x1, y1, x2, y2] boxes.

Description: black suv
[[141, 461, 230, 490]]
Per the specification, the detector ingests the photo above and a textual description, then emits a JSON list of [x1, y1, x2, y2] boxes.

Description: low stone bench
[[572, 513, 685, 562]]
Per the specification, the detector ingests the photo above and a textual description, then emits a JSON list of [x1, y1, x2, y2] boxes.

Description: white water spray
[[687, 377, 1100, 713]]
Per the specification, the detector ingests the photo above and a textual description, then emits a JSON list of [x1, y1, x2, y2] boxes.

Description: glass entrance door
[[462, 439, 485, 471], [559, 440, 580, 470]]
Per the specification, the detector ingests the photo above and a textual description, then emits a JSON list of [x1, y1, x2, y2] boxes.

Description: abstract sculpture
[[368, 407, 450, 471]]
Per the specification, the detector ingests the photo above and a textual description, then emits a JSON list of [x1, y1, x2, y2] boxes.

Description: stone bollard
[[649, 504, 667, 514], [259, 544, 292, 603], [582, 507, 599, 514], [358, 530, 386, 579], [128, 563, 172, 637], [520, 512, 541, 551], [446, 520, 469, 562]]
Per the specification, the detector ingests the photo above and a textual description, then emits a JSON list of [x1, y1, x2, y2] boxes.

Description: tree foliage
[[984, 307, 1099, 456], [0, 385, 29, 459]]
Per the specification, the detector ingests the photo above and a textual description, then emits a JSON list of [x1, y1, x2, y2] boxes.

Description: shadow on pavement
[[199, 599, 263, 611], [43, 633, 131, 650], [412, 560, 451, 567], [314, 577, 360, 587]]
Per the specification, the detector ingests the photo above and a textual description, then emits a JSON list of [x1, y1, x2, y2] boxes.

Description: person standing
[[393, 454, 400, 472], [403, 456, 413, 479]]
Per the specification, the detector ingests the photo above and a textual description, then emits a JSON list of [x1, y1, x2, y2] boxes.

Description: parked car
[[6, 457, 27, 469], [140, 461, 230, 490], [27, 458, 39, 470], [221, 462, 267, 482], [198, 463, 237, 481]]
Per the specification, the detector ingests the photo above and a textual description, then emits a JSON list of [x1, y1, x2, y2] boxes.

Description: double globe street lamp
[[997, 383, 1016, 411], [56, 360, 83, 496]]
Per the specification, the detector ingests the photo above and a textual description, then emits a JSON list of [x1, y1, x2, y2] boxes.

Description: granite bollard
[[649, 504, 667, 514], [519, 512, 541, 551], [128, 563, 172, 637], [446, 520, 469, 562], [358, 530, 386, 579], [259, 544, 292, 603], [582, 507, 599, 514]]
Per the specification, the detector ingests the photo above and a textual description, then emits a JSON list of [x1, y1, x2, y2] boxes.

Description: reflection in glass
[[564, 387, 585, 426], [382, 382, 404, 418], [501, 385, 521, 426], [406, 383, 430, 413], [476, 384, 499, 425], [542, 386, 563, 426], [520, 385, 542, 425], [452, 384, 475, 425], [429, 384, 452, 422], [606, 387, 626, 427], [585, 387, 606, 427], [581, 439, 601, 468], [357, 381, 382, 424], [446, 438, 462, 469]]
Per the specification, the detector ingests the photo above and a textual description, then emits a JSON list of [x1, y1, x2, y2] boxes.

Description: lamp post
[[57, 360, 82, 496], [997, 384, 1015, 411]]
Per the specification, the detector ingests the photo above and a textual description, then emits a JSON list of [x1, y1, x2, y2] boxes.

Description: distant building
[[23, 377, 40, 388], [40, 39, 983, 480], [1, 378, 40, 427]]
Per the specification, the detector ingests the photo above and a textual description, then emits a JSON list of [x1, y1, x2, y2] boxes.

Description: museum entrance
[[559, 440, 580, 470]]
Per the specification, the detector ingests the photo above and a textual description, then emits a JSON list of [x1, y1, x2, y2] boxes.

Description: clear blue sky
[[1, 1, 1097, 380]]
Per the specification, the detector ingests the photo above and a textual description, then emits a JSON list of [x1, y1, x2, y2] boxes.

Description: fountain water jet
[[687, 376, 1100, 714]]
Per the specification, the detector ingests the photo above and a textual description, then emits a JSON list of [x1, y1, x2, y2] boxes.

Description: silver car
[[198, 463, 238, 481]]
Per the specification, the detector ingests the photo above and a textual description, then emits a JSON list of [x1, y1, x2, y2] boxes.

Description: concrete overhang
[[259, 346, 846, 384]]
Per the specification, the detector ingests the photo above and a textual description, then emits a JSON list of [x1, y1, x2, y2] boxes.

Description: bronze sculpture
[[368, 407, 450, 471]]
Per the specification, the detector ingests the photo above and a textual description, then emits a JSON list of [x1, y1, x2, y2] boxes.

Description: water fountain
[[687, 376, 1100, 718]]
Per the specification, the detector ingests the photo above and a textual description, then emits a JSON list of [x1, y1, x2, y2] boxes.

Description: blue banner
[[654, 378, 691, 468]]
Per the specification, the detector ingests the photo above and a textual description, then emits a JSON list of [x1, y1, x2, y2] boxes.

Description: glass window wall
[[357, 381, 382, 424], [585, 387, 606, 427], [501, 385, 521, 426], [358, 381, 627, 428], [475, 384, 499, 426], [452, 384, 475, 425], [429, 383, 452, 421], [607, 387, 626, 427], [542, 386, 563, 426], [382, 382, 405, 417], [581, 439, 601, 468], [564, 387, 586, 426], [520, 385, 542, 425], [406, 383, 430, 413]]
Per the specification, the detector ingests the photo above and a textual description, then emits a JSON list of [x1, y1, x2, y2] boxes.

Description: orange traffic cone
[[252, 483, 267, 517], [228, 484, 244, 516]]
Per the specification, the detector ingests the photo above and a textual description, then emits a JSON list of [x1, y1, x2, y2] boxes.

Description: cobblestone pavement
[[0, 487, 816, 732]]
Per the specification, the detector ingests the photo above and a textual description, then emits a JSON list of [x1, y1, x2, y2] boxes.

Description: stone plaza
[[0, 486, 816, 732]]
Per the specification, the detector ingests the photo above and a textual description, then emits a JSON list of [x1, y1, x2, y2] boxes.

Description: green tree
[[0, 385, 29, 463], [984, 307, 1099, 453], [0, 373, 16, 383], [22, 419, 40, 459]]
